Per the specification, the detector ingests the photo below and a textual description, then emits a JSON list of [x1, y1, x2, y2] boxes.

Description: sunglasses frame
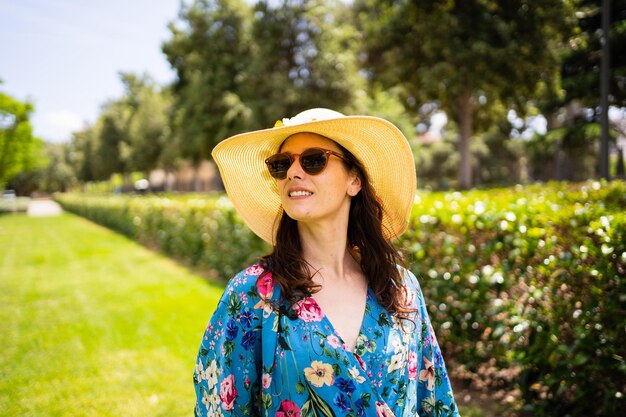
[[265, 147, 351, 179]]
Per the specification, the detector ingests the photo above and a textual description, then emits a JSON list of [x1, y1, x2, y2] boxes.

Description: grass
[[0, 212, 224, 416]]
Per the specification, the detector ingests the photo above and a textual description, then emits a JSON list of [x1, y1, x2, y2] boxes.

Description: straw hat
[[211, 108, 416, 244]]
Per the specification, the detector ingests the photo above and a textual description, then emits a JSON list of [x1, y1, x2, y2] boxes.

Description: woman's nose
[[286, 156, 304, 180]]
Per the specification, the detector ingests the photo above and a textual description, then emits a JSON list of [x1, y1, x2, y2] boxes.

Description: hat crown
[[281, 108, 345, 127]]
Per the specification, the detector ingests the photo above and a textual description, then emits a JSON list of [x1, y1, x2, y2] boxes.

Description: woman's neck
[[298, 222, 358, 282]]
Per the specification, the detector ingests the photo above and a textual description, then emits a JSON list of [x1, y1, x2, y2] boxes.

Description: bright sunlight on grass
[[0, 212, 224, 416]]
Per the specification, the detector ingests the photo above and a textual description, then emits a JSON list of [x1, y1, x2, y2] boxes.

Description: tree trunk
[[123, 172, 132, 192], [617, 144, 625, 179], [165, 167, 173, 192], [457, 84, 473, 189], [193, 163, 201, 192]]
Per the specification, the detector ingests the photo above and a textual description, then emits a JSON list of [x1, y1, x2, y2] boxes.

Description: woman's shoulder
[[222, 264, 277, 302], [395, 265, 427, 311], [396, 265, 422, 291]]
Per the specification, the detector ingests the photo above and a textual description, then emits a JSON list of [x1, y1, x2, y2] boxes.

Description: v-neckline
[[311, 287, 372, 353]]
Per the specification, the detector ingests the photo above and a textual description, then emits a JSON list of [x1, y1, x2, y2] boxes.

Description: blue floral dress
[[194, 265, 460, 417]]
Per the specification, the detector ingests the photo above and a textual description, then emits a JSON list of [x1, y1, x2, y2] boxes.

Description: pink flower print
[[326, 334, 341, 349], [219, 374, 238, 410], [376, 401, 396, 417], [293, 298, 324, 322], [277, 399, 302, 417], [256, 273, 274, 299], [408, 351, 418, 380], [354, 353, 367, 371], [246, 265, 264, 276], [262, 373, 272, 389]]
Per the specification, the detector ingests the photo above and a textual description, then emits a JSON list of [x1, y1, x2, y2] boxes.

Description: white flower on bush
[[505, 212, 516, 222], [419, 214, 436, 224], [601, 244, 614, 255], [490, 272, 504, 285], [216, 196, 233, 210], [473, 201, 486, 215]]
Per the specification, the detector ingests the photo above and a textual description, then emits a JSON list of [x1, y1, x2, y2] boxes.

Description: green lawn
[[0, 212, 224, 416]]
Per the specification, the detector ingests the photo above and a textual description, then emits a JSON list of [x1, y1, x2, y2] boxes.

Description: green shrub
[[55, 193, 270, 280], [399, 180, 625, 416]]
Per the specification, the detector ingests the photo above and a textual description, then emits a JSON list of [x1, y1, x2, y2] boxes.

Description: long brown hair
[[259, 141, 414, 319]]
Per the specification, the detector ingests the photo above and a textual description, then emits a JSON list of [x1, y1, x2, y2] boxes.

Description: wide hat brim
[[212, 110, 416, 245]]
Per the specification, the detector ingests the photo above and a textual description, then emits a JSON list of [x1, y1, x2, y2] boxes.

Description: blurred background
[[2, 0, 625, 194], [1, 1, 625, 416]]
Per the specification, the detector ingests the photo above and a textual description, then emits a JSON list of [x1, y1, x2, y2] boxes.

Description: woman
[[194, 109, 460, 417]]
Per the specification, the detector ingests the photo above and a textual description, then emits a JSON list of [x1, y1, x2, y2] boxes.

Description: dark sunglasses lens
[[267, 154, 292, 179], [300, 149, 328, 174]]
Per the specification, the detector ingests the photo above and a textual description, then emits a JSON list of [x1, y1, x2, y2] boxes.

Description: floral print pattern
[[194, 265, 460, 417]]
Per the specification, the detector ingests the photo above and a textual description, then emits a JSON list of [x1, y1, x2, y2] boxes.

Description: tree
[[561, 0, 626, 108], [0, 89, 40, 188], [69, 126, 97, 183], [162, 0, 254, 189], [356, 0, 575, 188], [39, 142, 76, 192], [91, 103, 127, 181], [244, 0, 362, 127], [121, 73, 172, 176]]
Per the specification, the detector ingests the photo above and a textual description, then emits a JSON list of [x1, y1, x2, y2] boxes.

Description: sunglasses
[[265, 147, 351, 179]]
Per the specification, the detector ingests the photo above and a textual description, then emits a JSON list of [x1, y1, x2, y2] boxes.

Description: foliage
[[122, 73, 172, 175], [57, 0, 622, 191], [399, 180, 626, 416], [161, 0, 363, 166], [69, 126, 98, 182], [355, 0, 576, 189], [66, 74, 172, 185], [525, 118, 621, 182], [243, 0, 362, 128], [162, 0, 254, 167], [0, 89, 44, 189], [561, 0, 626, 108], [37, 142, 76, 192], [57, 181, 626, 416], [55, 193, 270, 280]]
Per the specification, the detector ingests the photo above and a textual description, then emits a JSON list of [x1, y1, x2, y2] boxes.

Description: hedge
[[55, 180, 626, 416], [55, 193, 270, 280]]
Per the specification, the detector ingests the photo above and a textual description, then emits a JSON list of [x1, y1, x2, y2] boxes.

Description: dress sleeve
[[406, 270, 461, 417], [193, 266, 265, 416]]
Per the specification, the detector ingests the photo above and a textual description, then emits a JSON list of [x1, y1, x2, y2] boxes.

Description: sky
[[1, 0, 182, 143]]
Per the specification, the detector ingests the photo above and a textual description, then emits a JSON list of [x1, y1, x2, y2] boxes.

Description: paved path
[[27, 199, 63, 216]]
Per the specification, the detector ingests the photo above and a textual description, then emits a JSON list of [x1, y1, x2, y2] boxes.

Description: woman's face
[[276, 132, 361, 226]]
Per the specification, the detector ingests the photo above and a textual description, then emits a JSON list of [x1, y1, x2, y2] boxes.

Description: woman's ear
[[348, 172, 362, 196]]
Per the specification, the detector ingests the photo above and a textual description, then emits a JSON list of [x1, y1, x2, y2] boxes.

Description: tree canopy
[[40, 0, 625, 192], [0, 88, 42, 188], [356, 0, 576, 188]]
